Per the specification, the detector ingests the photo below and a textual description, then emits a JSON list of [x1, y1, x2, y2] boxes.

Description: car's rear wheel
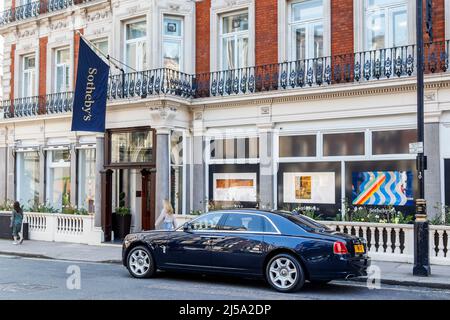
[[266, 253, 305, 293], [126, 246, 156, 278]]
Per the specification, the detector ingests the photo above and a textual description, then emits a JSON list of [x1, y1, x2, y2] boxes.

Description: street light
[[413, 0, 431, 277]]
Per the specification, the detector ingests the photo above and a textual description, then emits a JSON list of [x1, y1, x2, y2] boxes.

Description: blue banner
[[71, 38, 110, 133]]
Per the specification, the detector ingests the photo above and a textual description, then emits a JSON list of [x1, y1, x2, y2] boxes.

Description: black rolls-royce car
[[122, 209, 370, 292]]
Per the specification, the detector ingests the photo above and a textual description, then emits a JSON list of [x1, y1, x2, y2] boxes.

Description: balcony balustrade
[[1, 41, 449, 119], [0, 0, 94, 26]]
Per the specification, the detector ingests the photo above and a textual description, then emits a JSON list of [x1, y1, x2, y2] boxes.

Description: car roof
[[209, 208, 288, 218]]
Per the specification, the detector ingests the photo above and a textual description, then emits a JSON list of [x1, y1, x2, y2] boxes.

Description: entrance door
[[141, 169, 156, 230]]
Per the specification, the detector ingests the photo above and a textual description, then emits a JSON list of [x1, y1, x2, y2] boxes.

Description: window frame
[[21, 54, 36, 98], [354, 0, 415, 52], [162, 15, 184, 71], [124, 18, 148, 72], [364, 0, 409, 50], [219, 212, 281, 234], [54, 47, 71, 93], [219, 10, 250, 71], [288, 0, 326, 60]]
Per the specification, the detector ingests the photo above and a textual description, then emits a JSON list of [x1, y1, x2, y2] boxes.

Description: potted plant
[[115, 206, 131, 240]]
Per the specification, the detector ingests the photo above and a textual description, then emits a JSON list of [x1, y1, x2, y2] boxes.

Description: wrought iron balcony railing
[[1, 41, 449, 119], [0, 0, 94, 26], [2, 91, 73, 118]]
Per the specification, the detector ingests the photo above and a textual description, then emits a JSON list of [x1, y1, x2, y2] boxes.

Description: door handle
[[200, 235, 224, 240]]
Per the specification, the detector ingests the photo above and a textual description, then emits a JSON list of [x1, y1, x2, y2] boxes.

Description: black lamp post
[[413, 0, 431, 277]]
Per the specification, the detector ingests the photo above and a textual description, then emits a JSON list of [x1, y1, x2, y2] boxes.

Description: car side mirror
[[183, 223, 192, 232]]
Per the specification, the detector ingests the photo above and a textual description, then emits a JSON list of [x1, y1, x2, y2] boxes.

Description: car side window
[[190, 213, 224, 231], [221, 214, 272, 233]]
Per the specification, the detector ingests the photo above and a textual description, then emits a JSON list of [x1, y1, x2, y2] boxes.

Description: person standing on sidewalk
[[155, 199, 177, 230], [10, 201, 24, 245]]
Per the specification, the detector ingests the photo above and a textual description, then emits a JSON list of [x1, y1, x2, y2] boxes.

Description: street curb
[[348, 277, 450, 290], [0, 251, 122, 265]]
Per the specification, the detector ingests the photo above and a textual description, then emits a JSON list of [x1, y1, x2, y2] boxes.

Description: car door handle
[[200, 235, 224, 240]]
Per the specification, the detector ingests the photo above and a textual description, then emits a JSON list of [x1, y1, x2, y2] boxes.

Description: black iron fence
[[2, 41, 449, 119], [0, 0, 94, 26]]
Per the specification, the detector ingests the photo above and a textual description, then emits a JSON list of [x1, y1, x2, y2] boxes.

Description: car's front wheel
[[266, 253, 305, 293], [126, 245, 156, 278]]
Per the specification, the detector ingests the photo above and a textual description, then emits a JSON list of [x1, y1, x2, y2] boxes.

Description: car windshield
[[275, 211, 330, 233]]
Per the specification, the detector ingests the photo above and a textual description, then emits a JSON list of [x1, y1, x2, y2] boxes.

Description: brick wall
[[9, 44, 15, 102], [255, 0, 278, 66], [195, 0, 211, 74], [39, 37, 48, 98], [428, 0, 445, 42], [331, 0, 354, 57], [73, 28, 84, 84]]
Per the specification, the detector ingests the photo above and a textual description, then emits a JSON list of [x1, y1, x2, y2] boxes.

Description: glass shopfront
[[77, 148, 96, 213], [208, 135, 260, 209], [110, 130, 153, 164], [16, 151, 40, 208], [46, 149, 71, 210], [277, 128, 418, 219]]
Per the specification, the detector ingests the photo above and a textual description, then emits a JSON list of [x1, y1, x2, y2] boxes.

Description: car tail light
[[333, 241, 349, 255]]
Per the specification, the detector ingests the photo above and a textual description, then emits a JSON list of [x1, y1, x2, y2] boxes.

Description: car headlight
[[123, 234, 138, 248]]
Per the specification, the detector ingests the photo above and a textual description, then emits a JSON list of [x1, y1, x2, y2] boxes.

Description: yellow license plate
[[354, 244, 365, 254]]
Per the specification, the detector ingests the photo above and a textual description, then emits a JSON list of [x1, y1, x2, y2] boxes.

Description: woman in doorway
[[10, 201, 24, 245], [155, 199, 177, 230]]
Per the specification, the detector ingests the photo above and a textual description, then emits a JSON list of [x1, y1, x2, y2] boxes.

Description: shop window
[[279, 135, 316, 157], [46, 149, 71, 210], [110, 130, 153, 164], [77, 148, 96, 213], [209, 164, 259, 209], [345, 160, 417, 215], [323, 132, 365, 156], [372, 129, 416, 155], [170, 131, 184, 214], [277, 162, 341, 218], [16, 151, 40, 209], [210, 137, 259, 159]]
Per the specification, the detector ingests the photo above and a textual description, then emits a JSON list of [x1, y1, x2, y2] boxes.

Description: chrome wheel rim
[[129, 249, 151, 276], [269, 257, 298, 289]]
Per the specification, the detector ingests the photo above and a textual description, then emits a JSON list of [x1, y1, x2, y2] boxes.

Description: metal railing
[[0, 0, 94, 26], [1, 41, 449, 119]]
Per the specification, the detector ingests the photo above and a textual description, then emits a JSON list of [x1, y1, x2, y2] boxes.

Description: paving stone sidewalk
[[0, 239, 122, 263], [1, 239, 449, 289]]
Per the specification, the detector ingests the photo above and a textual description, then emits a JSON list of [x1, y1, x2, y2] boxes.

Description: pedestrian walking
[[10, 201, 24, 245], [155, 199, 177, 230]]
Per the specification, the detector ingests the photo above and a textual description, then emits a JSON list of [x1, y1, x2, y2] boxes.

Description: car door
[[209, 213, 271, 275], [161, 212, 226, 271]]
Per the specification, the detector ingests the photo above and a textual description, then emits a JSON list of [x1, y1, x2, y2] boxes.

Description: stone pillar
[[258, 125, 275, 210], [184, 134, 192, 214], [38, 146, 45, 204], [94, 134, 104, 228], [425, 122, 441, 219], [192, 134, 206, 212], [155, 129, 170, 225], [6, 144, 15, 201], [0, 145, 6, 203]]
